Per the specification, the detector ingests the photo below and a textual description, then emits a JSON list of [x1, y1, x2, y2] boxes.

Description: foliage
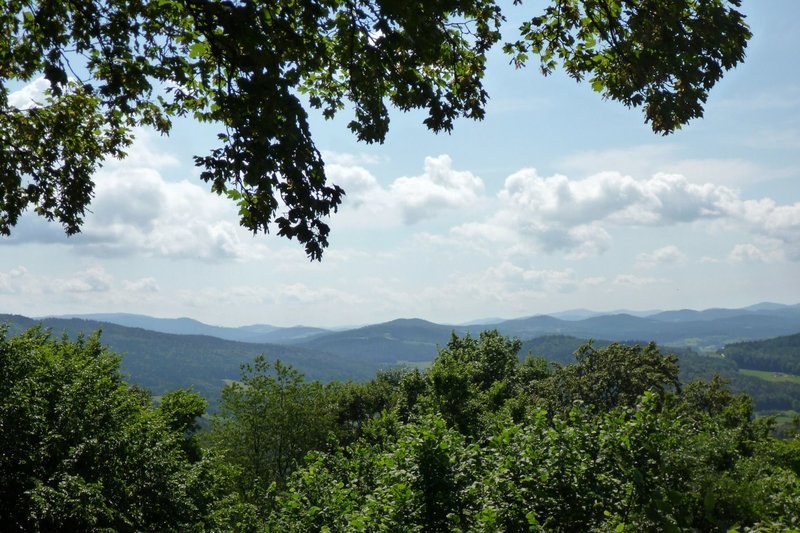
[[506, 0, 751, 133], [425, 331, 523, 435], [725, 333, 800, 375], [158, 388, 208, 461], [5, 325, 800, 530], [0, 313, 374, 410], [0, 0, 750, 257], [531, 341, 681, 414], [0, 326, 236, 531], [265, 332, 800, 531], [208, 356, 336, 497]]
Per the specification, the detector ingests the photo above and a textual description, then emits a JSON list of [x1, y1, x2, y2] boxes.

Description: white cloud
[[321, 150, 382, 167], [559, 145, 676, 180], [79, 168, 257, 260], [326, 163, 381, 209], [325, 154, 799, 265], [444, 167, 800, 262], [324, 153, 487, 229], [8, 77, 51, 109], [486, 262, 579, 294], [612, 274, 661, 288], [635, 245, 687, 269], [0, 265, 158, 297], [8, 134, 273, 261], [0, 266, 30, 294], [728, 243, 784, 264], [121, 277, 160, 293], [727, 199, 800, 260], [61, 266, 114, 293], [389, 155, 484, 224], [452, 169, 735, 259], [106, 129, 181, 169], [500, 169, 735, 226]]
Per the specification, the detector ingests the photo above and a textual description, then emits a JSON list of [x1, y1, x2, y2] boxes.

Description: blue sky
[[1, 1, 798, 327]]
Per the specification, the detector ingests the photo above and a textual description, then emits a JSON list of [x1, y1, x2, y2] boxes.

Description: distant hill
[[63, 306, 793, 373], [289, 318, 476, 363], [5, 311, 800, 414], [487, 308, 800, 349], [648, 305, 800, 323], [0, 314, 367, 409], [46, 304, 800, 358], [723, 333, 800, 375], [47, 313, 330, 343]]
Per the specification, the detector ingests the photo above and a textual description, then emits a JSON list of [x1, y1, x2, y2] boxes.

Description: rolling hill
[[4, 303, 799, 411], [286, 304, 800, 361], [46, 313, 330, 343], [0, 314, 367, 408]]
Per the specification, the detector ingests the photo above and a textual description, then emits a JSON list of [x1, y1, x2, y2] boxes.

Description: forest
[[2, 326, 799, 531]]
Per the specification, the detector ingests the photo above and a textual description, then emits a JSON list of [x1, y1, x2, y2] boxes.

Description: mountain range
[[1, 302, 796, 407], [51, 302, 800, 353]]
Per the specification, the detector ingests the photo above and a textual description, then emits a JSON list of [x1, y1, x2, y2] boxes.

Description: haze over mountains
[[50, 302, 800, 354], [2, 302, 797, 408]]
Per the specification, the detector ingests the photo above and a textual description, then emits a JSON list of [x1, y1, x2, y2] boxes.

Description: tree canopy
[[0, 326, 234, 531], [0, 0, 751, 258], [3, 326, 800, 530]]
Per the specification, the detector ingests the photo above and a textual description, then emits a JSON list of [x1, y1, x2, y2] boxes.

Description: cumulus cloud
[[8, 77, 51, 109], [8, 133, 272, 261], [499, 169, 735, 226], [78, 167, 256, 260], [486, 262, 579, 295], [728, 243, 784, 264], [0, 265, 158, 297], [326, 162, 381, 208], [326, 153, 800, 263], [61, 266, 114, 293], [122, 277, 160, 293], [390, 155, 484, 224], [0, 266, 30, 294], [448, 167, 800, 261], [727, 199, 800, 260], [636, 245, 687, 269], [324, 152, 485, 227]]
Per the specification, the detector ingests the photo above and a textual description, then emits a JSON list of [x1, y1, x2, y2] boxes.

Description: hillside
[[289, 305, 800, 361], [288, 318, 477, 363], [48, 313, 330, 343], [0, 314, 368, 407], [493, 308, 800, 348], [5, 305, 800, 413], [723, 333, 800, 375]]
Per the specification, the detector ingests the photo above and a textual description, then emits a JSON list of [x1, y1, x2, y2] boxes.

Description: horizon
[[24, 299, 800, 330]]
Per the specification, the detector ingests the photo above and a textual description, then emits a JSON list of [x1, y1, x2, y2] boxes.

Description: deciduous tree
[[0, 326, 228, 531], [0, 0, 751, 257]]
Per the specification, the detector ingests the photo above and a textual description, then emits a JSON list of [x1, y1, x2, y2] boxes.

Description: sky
[[1, 1, 799, 328]]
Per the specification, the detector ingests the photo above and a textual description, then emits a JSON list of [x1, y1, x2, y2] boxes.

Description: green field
[[740, 369, 800, 385], [394, 360, 433, 370]]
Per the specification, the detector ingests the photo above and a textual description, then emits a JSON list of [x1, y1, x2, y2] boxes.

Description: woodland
[[2, 327, 799, 531]]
